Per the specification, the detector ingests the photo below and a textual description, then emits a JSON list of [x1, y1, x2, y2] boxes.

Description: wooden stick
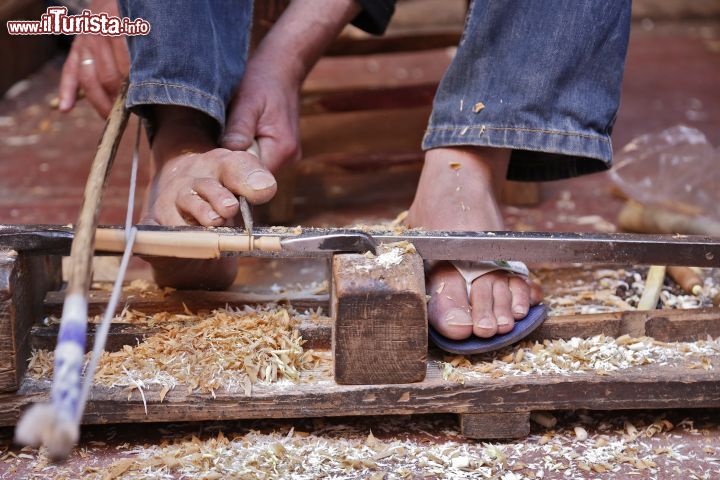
[[94, 228, 282, 258], [618, 201, 720, 237], [667, 266, 703, 296], [637, 265, 666, 310], [15, 83, 130, 460]]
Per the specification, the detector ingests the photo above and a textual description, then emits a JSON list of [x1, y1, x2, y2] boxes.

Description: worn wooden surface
[[0, 252, 61, 392], [332, 251, 427, 384], [1, 361, 718, 428], [460, 412, 531, 439]]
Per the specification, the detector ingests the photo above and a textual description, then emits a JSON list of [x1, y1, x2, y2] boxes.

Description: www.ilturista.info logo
[[7, 6, 150, 36]]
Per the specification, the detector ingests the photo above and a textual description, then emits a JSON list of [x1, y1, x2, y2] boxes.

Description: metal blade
[[372, 231, 720, 267], [280, 230, 377, 256]]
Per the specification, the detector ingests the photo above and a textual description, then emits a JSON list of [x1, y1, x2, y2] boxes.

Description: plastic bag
[[610, 125, 720, 220]]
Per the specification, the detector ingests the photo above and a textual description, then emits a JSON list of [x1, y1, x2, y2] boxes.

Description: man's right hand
[[59, 0, 129, 117]]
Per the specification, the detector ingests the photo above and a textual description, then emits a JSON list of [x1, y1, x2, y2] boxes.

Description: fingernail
[[222, 197, 239, 208], [246, 171, 276, 190], [59, 98, 71, 111], [496, 315, 513, 326], [222, 134, 248, 146], [443, 308, 473, 326]]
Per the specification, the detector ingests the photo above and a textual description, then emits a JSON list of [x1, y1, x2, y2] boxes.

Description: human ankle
[[152, 106, 218, 163]]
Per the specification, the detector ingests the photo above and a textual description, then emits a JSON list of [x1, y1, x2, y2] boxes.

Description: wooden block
[[460, 412, 531, 440], [332, 249, 427, 384], [0, 251, 61, 392]]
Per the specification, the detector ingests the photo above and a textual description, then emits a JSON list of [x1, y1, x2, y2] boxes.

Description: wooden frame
[[1, 239, 719, 439]]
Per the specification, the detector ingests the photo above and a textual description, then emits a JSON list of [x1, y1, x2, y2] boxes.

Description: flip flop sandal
[[428, 260, 548, 354]]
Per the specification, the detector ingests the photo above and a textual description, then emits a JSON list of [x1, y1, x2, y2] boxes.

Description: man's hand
[[221, 59, 301, 173], [59, 0, 130, 117], [221, 0, 361, 170]]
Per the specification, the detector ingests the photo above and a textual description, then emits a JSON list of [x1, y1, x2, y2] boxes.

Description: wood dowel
[[618, 201, 720, 237], [67, 83, 130, 296], [667, 266, 703, 296], [95, 228, 281, 258], [638, 265, 666, 310]]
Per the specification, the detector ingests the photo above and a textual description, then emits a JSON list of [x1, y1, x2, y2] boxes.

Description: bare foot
[[141, 106, 277, 289], [406, 147, 542, 340]]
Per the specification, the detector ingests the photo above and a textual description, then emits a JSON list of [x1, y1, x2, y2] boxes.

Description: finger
[[77, 47, 113, 117], [221, 98, 257, 151], [59, 47, 81, 112], [176, 189, 225, 227], [192, 178, 240, 218], [491, 277, 515, 334], [218, 150, 277, 205], [508, 276, 531, 319], [470, 275, 497, 338], [93, 37, 123, 97], [427, 263, 473, 341]]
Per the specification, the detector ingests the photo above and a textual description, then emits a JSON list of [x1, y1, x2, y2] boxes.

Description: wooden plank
[[32, 315, 332, 352], [0, 252, 61, 392], [44, 290, 328, 316], [460, 412, 531, 439], [301, 84, 438, 115], [332, 250, 427, 384], [39, 287, 720, 351], [501, 180, 541, 207], [327, 29, 462, 56], [2, 361, 718, 427]]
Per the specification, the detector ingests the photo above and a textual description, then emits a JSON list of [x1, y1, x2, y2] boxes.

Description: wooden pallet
[[1, 243, 720, 439]]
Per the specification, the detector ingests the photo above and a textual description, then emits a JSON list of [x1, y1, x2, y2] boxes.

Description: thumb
[[221, 99, 258, 151]]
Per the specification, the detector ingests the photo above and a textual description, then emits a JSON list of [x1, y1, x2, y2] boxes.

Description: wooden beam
[[0, 252, 61, 392], [332, 250, 427, 384], [460, 412, 531, 439], [2, 361, 718, 427]]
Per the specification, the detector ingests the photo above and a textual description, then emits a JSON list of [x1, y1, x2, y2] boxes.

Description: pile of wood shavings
[[27, 305, 327, 400], [543, 268, 719, 316], [440, 334, 720, 382], [91, 278, 176, 298], [36, 414, 712, 480]]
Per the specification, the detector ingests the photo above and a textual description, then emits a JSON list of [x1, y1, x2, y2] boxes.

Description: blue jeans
[[119, 0, 630, 180]]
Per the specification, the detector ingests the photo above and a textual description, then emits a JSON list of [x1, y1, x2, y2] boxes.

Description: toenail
[[222, 133, 249, 146], [514, 308, 527, 316], [497, 315, 513, 326], [209, 211, 221, 220], [443, 308, 473, 326], [222, 198, 239, 207], [476, 316, 495, 329], [246, 171, 276, 190]]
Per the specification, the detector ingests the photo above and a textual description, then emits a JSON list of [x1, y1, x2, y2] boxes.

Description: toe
[[491, 277, 515, 334], [427, 263, 473, 340], [508, 276, 530, 319], [192, 178, 239, 219], [176, 188, 225, 227], [470, 274, 498, 338]]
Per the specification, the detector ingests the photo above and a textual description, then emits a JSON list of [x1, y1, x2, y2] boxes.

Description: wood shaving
[[440, 335, 720, 380], [473, 102, 485, 113], [28, 305, 327, 398]]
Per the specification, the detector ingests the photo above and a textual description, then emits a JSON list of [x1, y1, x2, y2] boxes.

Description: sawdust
[[91, 279, 175, 298], [356, 242, 417, 272], [440, 335, 720, 382], [9, 412, 718, 479], [28, 305, 328, 400]]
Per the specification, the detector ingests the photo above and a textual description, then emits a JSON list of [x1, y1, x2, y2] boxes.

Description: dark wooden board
[[0, 252, 61, 392], [2, 361, 718, 427]]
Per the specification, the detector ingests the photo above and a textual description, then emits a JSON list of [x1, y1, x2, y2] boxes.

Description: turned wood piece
[[332, 248, 427, 384], [0, 252, 61, 392], [460, 412, 531, 439]]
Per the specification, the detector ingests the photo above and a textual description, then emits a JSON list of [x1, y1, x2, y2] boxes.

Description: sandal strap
[[452, 260, 529, 297]]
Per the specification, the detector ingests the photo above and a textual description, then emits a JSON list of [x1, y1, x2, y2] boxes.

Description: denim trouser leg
[[424, 1, 632, 181], [118, 1, 252, 130]]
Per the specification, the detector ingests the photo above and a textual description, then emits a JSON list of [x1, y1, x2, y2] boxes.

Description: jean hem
[[127, 81, 226, 128], [422, 124, 613, 181]]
